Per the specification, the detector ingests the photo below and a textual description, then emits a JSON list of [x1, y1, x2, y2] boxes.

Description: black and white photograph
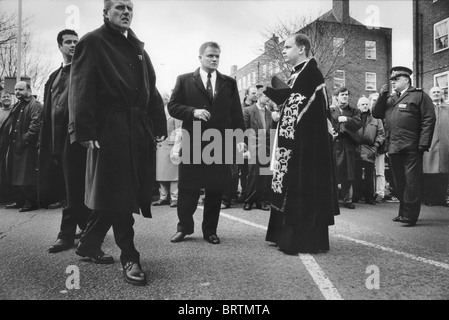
[[0, 0, 448, 307]]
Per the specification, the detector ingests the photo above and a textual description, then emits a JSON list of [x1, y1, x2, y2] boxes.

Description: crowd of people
[[1, 0, 448, 286]]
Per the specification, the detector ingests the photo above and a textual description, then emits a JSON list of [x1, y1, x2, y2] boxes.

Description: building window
[[242, 76, 247, 89], [333, 70, 345, 89], [274, 60, 281, 74], [434, 71, 449, 102], [333, 37, 345, 57], [269, 61, 273, 76], [365, 72, 377, 91], [434, 18, 449, 53], [252, 71, 256, 84], [365, 41, 376, 59], [262, 64, 267, 78], [238, 78, 242, 91]]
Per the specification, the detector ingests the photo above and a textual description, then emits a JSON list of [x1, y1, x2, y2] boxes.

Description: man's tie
[[396, 92, 401, 98], [206, 73, 213, 101]]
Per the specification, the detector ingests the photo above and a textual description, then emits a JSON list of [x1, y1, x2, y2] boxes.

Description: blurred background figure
[[152, 90, 182, 208], [422, 86, 449, 207], [353, 96, 385, 205], [0, 92, 13, 127]]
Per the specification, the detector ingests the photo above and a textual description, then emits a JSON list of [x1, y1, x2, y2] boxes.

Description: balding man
[[422, 87, 449, 207], [0, 81, 42, 212]]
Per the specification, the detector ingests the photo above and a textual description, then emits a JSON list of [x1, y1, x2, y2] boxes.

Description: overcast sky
[[1, 0, 413, 92]]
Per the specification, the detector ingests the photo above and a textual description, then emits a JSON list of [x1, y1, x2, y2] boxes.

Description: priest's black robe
[[265, 58, 340, 254]]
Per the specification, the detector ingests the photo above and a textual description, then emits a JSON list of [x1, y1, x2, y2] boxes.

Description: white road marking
[[216, 209, 343, 300], [335, 234, 449, 270]]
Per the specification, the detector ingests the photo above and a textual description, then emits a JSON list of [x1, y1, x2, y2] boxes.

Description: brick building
[[413, 0, 449, 101], [230, 0, 392, 107]]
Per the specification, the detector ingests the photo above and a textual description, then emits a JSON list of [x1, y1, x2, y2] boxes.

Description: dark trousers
[[389, 152, 422, 221], [57, 140, 90, 241], [422, 173, 449, 205], [244, 163, 271, 205], [177, 187, 222, 237], [340, 181, 353, 204], [78, 210, 139, 265], [222, 164, 239, 205], [353, 160, 376, 202]]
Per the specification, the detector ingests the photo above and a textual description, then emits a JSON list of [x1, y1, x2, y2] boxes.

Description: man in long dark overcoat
[[68, 0, 166, 286], [168, 41, 245, 245], [0, 82, 42, 212], [265, 33, 340, 254], [330, 87, 362, 209]]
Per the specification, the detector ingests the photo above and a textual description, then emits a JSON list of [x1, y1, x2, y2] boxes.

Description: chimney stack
[[333, 0, 350, 24]]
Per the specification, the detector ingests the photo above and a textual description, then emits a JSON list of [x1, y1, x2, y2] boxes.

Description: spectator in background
[[0, 91, 13, 203], [242, 90, 274, 211], [0, 92, 13, 127], [422, 86, 449, 207], [0, 82, 42, 212], [330, 87, 362, 209], [372, 66, 435, 226], [152, 90, 182, 208], [353, 96, 385, 205]]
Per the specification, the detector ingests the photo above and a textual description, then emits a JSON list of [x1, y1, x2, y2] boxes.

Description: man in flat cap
[[372, 66, 435, 226]]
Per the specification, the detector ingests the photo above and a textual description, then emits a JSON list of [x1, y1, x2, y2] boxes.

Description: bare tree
[[258, 13, 365, 87], [0, 10, 52, 98]]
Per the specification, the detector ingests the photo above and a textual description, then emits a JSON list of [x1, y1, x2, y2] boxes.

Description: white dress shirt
[[200, 68, 217, 97]]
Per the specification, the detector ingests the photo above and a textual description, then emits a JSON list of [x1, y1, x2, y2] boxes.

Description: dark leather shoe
[[204, 234, 220, 244], [220, 202, 231, 209], [170, 232, 187, 243], [48, 238, 74, 253], [152, 199, 169, 206], [400, 217, 417, 226], [256, 203, 270, 211], [392, 216, 404, 222], [75, 249, 114, 264], [5, 202, 23, 209], [243, 203, 252, 210], [19, 204, 38, 212], [343, 203, 355, 209], [123, 262, 147, 286], [169, 200, 177, 208]]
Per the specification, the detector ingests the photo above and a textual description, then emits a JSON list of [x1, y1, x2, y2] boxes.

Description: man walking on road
[[68, 0, 166, 285]]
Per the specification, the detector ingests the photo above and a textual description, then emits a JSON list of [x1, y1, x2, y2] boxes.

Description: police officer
[[372, 66, 436, 226]]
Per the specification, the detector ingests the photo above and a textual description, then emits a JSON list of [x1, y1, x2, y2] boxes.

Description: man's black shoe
[[19, 204, 38, 212], [5, 202, 23, 209], [343, 203, 355, 209], [204, 234, 220, 244], [400, 217, 417, 226], [152, 199, 170, 206], [243, 203, 252, 211], [392, 216, 404, 222], [48, 238, 74, 253], [123, 262, 147, 286], [75, 249, 114, 264], [220, 202, 231, 209], [256, 203, 270, 211], [170, 232, 188, 243]]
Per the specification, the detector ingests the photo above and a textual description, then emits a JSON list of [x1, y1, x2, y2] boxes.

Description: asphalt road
[[1, 200, 448, 303]]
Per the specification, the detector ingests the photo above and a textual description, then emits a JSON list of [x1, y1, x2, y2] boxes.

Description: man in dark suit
[[68, 0, 166, 285], [373, 66, 435, 226], [242, 90, 275, 210], [168, 41, 245, 245], [38, 29, 90, 254]]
